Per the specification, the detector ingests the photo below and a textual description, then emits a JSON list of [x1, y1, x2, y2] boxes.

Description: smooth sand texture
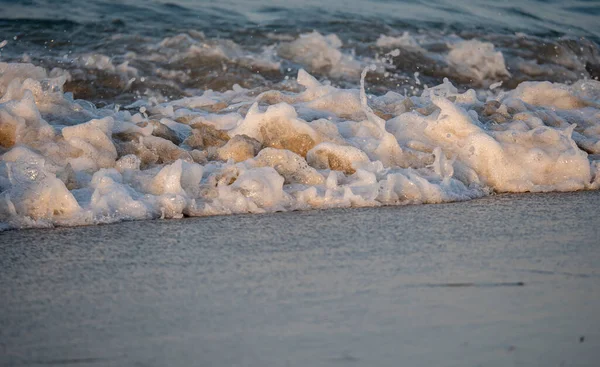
[[1, 191, 599, 366]]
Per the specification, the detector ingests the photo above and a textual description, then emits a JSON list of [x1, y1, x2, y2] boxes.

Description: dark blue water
[[1, 0, 599, 39]]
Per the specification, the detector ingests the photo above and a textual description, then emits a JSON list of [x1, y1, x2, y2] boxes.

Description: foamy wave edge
[[1, 60, 599, 230]]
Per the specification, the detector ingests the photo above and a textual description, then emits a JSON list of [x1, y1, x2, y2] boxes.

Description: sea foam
[[1, 55, 599, 229]]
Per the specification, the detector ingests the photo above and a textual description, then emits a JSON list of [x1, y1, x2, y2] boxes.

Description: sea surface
[[1, 191, 600, 366], [1, 0, 600, 229], [1, 0, 600, 104]]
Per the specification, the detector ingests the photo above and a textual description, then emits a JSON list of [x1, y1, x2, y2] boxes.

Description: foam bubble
[[278, 31, 363, 78], [446, 40, 510, 86], [376, 32, 421, 49]]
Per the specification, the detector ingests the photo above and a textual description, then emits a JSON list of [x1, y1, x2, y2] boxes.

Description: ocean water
[[1, 191, 600, 367], [1, 0, 600, 229], [1, 2, 600, 365]]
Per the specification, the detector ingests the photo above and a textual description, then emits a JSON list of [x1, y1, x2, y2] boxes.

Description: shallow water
[[1, 191, 599, 366], [0, 2, 600, 229]]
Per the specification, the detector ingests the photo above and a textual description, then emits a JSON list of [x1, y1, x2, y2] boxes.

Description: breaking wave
[[1, 41, 599, 229], [1, 0, 600, 230]]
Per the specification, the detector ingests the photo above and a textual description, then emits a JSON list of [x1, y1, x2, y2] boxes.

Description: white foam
[[376, 32, 420, 49], [1, 60, 599, 230], [446, 40, 510, 85], [151, 32, 281, 71], [78, 54, 116, 72], [278, 31, 363, 78]]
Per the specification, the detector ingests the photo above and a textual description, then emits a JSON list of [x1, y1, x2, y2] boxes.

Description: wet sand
[[1, 191, 599, 366]]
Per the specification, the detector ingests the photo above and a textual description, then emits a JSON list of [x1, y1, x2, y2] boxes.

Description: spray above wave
[[1, 50, 600, 230]]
